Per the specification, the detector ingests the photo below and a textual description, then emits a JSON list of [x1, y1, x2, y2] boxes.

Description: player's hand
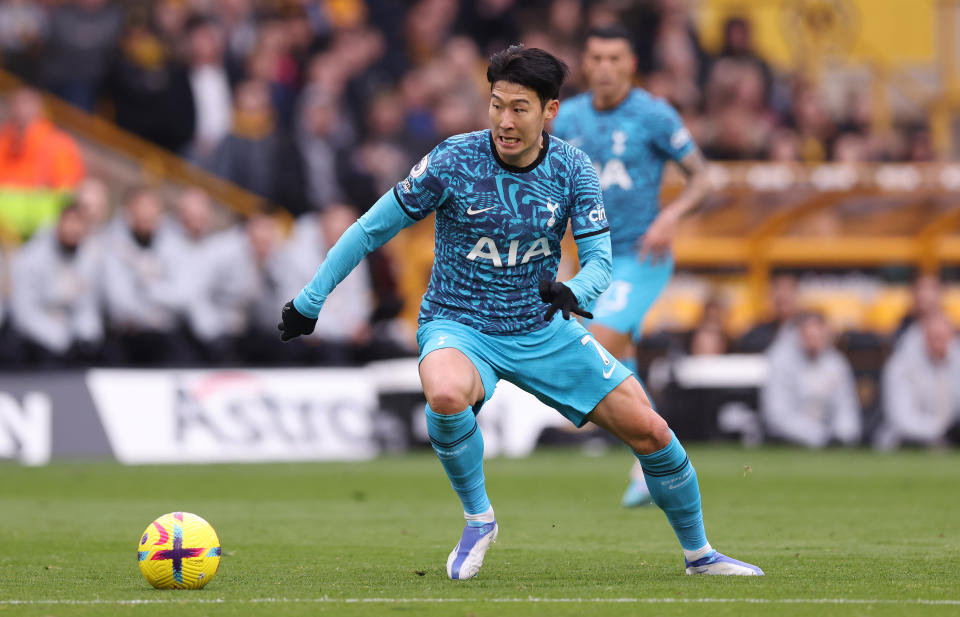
[[538, 280, 594, 321], [277, 300, 317, 341], [638, 210, 679, 263]]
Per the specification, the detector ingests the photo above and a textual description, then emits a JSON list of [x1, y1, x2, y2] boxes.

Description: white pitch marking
[[1, 597, 960, 606]]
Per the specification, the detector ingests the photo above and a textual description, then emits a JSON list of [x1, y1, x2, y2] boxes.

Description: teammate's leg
[[419, 348, 497, 579], [588, 377, 763, 575]]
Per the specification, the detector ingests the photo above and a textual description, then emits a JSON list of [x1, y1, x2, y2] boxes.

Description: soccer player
[[278, 46, 762, 579], [552, 25, 711, 508]]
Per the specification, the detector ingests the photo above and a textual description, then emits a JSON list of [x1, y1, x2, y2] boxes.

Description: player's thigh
[[500, 318, 632, 428], [589, 322, 633, 359], [419, 347, 486, 413], [586, 375, 671, 455]]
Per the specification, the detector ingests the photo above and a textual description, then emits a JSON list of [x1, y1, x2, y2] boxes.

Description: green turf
[[1, 447, 958, 617]]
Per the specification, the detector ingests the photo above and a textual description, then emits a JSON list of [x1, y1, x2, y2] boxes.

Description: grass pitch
[[1, 447, 958, 616]]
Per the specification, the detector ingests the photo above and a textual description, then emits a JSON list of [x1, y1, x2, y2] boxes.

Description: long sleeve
[[293, 189, 415, 318], [564, 232, 612, 309]]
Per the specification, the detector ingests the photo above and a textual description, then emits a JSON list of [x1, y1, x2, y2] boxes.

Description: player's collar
[[488, 130, 550, 173]]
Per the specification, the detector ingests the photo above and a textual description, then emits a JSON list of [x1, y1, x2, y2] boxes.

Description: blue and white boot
[[684, 550, 764, 576], [621, 477, 653, 508], [622, 461, 653, 508], [446, 521, 498, 580]]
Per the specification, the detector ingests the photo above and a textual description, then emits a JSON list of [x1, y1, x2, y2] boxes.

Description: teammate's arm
[[639, 148, 709, 262], [278, 190, 416, 340]]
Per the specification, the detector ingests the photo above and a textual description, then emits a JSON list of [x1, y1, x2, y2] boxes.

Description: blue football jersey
[[552, 88, 695, 256], [393, 129, 609, 335]]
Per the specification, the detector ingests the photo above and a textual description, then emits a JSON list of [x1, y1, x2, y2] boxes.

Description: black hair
[[486, 45, 569, 106], [585, 24, 636, 54]]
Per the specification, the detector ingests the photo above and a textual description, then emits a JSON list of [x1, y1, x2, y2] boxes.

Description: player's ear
[[543, 98, 559, 121]]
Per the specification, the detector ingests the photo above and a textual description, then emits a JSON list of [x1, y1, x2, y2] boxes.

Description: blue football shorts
[[585, 254, 673, 341], [417, 316, 634, 427]]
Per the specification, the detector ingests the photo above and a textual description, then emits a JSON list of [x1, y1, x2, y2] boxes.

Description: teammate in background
[[552, 25, 711, 508], [279, 46, 761, 579]]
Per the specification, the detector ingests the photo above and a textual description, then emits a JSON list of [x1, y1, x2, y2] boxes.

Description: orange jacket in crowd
[[0, 118, 85, 190]]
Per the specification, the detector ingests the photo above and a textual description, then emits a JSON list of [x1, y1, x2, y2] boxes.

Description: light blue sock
[[635, 431, 708, 551], [426, 405, 491, 516]]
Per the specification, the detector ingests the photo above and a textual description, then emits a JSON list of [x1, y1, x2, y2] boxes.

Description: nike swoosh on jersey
[[466, 205, 496, 215], [603, 362, 617, 379]]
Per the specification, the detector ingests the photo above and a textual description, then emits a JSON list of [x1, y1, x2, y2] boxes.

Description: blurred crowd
[[0, 179, 412, 368], [0, 0, 939, 216], [644, 272, 960, 450]]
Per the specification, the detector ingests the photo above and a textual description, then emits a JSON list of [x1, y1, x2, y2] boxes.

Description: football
[[137, 512, 221, 589]]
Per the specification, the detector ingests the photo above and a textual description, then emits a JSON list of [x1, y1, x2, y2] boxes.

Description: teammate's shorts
[[585, 254, 673, 341], [417, 316, 633, 427]]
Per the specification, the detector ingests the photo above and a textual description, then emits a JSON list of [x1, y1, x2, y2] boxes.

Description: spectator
[[109, 18, 195, 153], [211, 79, 308, 213], [876, 312, 960, 449], [296, 86, 346, 212], [0, 0, 48, 80], [0, 88, 85, 190], [169, 187, 247, 363], [628, 0, 708, 112], [689, 322, 728, 356], [0, 88, 85, 237], [761, 311, 862, 448], [737, 273, 801, 353], [214, 0, 259, 80], [404, 0, 459, 67], [766, 128, 801, 162], [454, 0, 521, 58], [38, 0, 124, 111], [152, 0, 191, 52], [245, 15, 304, 125], [893, 273, 941, 344], [713, 17, 773, 108], [74, 176, 112, 234], [234, 211, 304, 365], [785, 79, 834, 162], [286, 204, 374, 364], [10, 203, 103, 366], [101, 187, 195, 366], [338, 88, 419, 206], [184, 16, 232, 164]]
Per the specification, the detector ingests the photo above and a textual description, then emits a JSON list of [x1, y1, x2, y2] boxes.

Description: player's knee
[[646, 415, 672, 448], [425, 386, 474, 414]]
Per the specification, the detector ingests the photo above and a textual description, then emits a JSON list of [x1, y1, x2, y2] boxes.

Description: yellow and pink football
[[137, 512, 221, 589]]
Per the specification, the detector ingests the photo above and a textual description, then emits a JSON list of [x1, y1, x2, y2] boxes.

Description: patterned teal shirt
[[393, 129, 609, 335], [294, 129, 611, 336]]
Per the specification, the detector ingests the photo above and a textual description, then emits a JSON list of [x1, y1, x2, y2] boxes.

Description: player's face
[[583, 37, 636, 106], [489, 81, 558, 168]]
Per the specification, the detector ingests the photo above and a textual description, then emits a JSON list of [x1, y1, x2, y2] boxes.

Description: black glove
[[277, 300, 317, 341], [538, 280, 594, 321]]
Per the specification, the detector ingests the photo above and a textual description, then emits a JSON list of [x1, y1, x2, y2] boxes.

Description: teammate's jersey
[[552, 88, 695, 256], [393, 129, 608, 336]]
